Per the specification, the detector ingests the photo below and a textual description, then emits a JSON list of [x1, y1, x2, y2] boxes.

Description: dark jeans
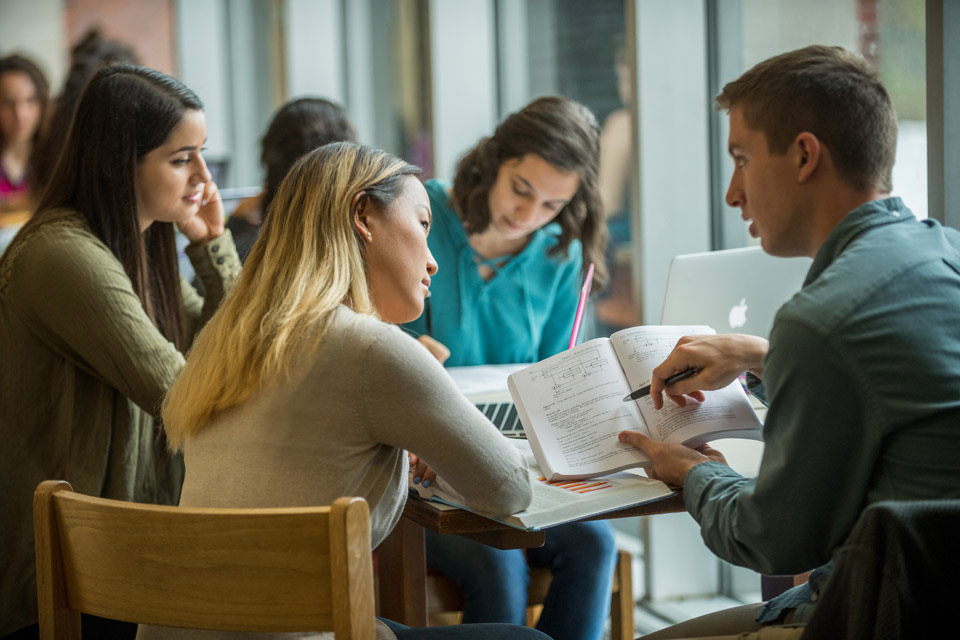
[[426, 520, 617, 640]]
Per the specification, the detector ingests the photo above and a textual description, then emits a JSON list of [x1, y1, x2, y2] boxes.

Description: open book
[[507, 325, 762, 481], [409, 439, 675, 531]]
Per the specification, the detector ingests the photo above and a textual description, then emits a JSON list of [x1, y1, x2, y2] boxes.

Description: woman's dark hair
[[451, 95, 608, 292], [0, 53, 50, 172], [31, 29, 139, 194], [34, 64, 203, 351], [260, 97, 356, 218]]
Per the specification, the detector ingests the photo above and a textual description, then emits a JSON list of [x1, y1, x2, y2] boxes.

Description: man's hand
[[417, 335, 450, 364], [650, 333, 769, 409], [618, 431, 727, 487]]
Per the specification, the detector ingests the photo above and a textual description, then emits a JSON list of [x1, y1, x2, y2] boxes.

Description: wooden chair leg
[[610, 550, 634, 640], [525, 603, 543, 628]]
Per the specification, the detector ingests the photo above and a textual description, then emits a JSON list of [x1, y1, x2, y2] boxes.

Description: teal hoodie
[[404, 180, 583, 366]]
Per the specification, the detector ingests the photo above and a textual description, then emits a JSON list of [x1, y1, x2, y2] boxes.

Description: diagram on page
[[512, 339, 646, 475], [611, 326, 759, 444], [530, 347, 611, 396]]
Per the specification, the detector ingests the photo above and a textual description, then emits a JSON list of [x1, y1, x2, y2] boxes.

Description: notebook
[[446, 364, 528, 438], [660, 246, 812, 338]]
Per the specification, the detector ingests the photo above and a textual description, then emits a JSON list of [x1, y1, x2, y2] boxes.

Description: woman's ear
[[351, 191, 373, 242]]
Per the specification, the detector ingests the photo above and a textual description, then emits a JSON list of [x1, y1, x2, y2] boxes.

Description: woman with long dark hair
[[403, 95, 616, 640], [0, 64, 239, 638], [226, 97, 356, 261]]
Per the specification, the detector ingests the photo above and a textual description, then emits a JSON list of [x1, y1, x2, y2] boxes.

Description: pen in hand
[[622, 367, 703, 402]]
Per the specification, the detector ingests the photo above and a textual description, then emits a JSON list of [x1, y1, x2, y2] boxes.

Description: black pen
[[622, 367, 702, 402]]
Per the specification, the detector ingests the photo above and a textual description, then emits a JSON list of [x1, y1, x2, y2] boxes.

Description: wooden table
[[376, 492, 686, 626]]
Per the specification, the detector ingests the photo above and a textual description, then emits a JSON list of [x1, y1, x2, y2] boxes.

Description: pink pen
[[568, 262, 595, 349]]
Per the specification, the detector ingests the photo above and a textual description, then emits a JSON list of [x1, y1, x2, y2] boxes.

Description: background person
[[30, 28, 140, 197], [403, 96, 615, 640], [594, 43, 639, 332], [620, 45, 960, 638], [147, 141, 547, 640], [226, 97, 356, 261], [0, 64, 239, 639], [0, 54, 48, 213]]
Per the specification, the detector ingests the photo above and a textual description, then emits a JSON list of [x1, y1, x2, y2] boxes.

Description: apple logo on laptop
[[728, 298, 748, 329]]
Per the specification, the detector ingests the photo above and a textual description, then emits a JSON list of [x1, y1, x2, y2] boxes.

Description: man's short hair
[[716, 45, 897, 193]]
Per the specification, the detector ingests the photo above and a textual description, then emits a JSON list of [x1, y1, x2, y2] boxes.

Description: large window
[[712, 0, 927, 249], [368, 0, 433, 176]]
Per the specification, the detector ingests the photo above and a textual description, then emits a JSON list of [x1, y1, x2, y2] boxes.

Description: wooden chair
[[33, 480, 375, 639], [426, 549, 635, 640]]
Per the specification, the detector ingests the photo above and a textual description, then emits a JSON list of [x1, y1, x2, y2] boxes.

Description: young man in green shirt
[[620, 45, 960, 636]]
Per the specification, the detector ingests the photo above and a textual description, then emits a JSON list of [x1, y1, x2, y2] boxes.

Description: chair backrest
[[802, 499, 960, 640], [33, 480, 375, 639]]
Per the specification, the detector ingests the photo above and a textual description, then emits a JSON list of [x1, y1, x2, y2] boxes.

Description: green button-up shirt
[[683, 197, 960, 620]]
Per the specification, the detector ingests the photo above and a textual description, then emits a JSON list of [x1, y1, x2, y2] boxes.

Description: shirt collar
[[805, 196, 914, 286]]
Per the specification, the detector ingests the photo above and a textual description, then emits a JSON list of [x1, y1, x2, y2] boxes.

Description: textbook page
[[409, 439, 675, 530], [610, 326, 762, 447], [503, 441, 674, 530], [507, 337, 653, 479]]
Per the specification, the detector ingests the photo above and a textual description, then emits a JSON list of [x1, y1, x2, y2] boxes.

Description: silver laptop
[[660, 246, 812, 338], [446, 364, 527, 438]]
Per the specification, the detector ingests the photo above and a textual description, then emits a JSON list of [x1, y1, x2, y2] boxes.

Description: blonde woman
[[142, 142, 546, 640]]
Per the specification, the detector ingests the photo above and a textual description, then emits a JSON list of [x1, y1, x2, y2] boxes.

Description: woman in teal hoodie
[[406, 96, 606, 365], [403, 96, 614, 640]]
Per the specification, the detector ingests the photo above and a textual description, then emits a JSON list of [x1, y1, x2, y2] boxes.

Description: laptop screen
[[660, 246, 811, 338], [446, 364, 527, 437]]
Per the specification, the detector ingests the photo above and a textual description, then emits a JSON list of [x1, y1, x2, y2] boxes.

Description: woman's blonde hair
[[163, 142, 420, 449]]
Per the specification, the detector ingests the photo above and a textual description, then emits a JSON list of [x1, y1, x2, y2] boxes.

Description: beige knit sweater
[[138, 306, 533, 640]]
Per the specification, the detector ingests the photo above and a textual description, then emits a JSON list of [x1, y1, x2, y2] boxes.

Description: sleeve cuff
[[745, 372, 769, 406], [682, 460, 744, 521], [185, 229, 241, 294]]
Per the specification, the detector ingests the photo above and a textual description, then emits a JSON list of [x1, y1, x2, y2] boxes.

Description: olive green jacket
[[0, 209, 240, 634]]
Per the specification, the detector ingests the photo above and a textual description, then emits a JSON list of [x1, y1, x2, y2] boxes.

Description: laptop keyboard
[[475, 402, 525, 438]]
